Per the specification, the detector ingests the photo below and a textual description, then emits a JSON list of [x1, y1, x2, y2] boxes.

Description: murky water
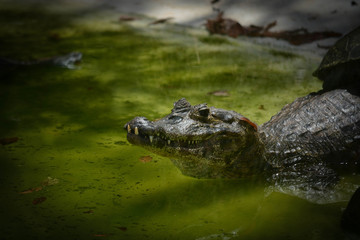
[[0, 3, 356, 240]]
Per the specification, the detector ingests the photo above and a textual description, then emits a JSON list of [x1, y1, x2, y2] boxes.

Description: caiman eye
[[190, 104, 210, 122], [198, 108, 210, 117]]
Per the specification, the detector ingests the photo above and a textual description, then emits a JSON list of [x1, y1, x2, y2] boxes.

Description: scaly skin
[[259, 89, 360, 197]]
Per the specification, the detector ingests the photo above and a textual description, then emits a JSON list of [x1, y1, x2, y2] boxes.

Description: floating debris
[[139, 156, 152, 163], [42, 177, 59, 186], [19, 186, 43, 194], [208, 90, 230, 96], [32, 196, 46, 205], [206, 12, 245, 38], [206, 12, 342, 45], [19, 177, 59, 195]]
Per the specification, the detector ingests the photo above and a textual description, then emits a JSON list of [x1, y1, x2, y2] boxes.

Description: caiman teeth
[[135, 127, 139, 135], [149, 136, 154, 143], [127, 124, 131, 133]]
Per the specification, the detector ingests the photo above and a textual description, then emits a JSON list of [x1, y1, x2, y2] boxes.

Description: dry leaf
[[208, 90, 230, 96], [19, 186, 43, 194], [139, 156, 152, 163], [206, 12, 341, 45], [33, 196, 46, 205]]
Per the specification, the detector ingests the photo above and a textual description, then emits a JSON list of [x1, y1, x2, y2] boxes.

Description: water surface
[[0, 4, 355, 240]]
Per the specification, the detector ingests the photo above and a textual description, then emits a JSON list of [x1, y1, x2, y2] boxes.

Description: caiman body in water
[[125, 91, 360, 191], [125, 26, 360, 202]]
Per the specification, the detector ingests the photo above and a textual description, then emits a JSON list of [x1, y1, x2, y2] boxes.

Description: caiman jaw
[[125, 117, 216, 152]]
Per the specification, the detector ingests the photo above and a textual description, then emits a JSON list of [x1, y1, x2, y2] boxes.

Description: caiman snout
[[124, 117, 155, 136], [124, 116, 166, 147]]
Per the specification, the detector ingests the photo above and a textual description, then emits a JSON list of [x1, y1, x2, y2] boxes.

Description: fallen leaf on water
[[0, 137, 19, 145], [42, 177, 59, 186], [19, 189, 34, 194], [117, 226, 127, 231], [139, 156, 152, 163], [208, 90, 230, 96], [19, 177, 57, 195], [19, 186, 43, 194], [33, 196, 46, 205]]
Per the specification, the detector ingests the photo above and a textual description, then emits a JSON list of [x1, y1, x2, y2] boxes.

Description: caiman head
[[124, 98, 266, 179]]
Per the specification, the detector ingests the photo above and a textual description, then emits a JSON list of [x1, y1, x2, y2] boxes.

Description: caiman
[[124, 26, 360, 202], [0, 51, 82, 70]]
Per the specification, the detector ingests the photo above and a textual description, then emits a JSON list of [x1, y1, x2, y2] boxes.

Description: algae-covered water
[[0, 3, 355, 240]]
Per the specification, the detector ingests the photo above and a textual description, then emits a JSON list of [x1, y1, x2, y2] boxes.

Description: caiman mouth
[[125, 121, 224, 151]]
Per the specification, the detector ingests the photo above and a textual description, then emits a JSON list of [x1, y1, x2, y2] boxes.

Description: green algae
[[198, 35, 232, 45], [268, 49, 299, 59], [0, 3, 352, 240]]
